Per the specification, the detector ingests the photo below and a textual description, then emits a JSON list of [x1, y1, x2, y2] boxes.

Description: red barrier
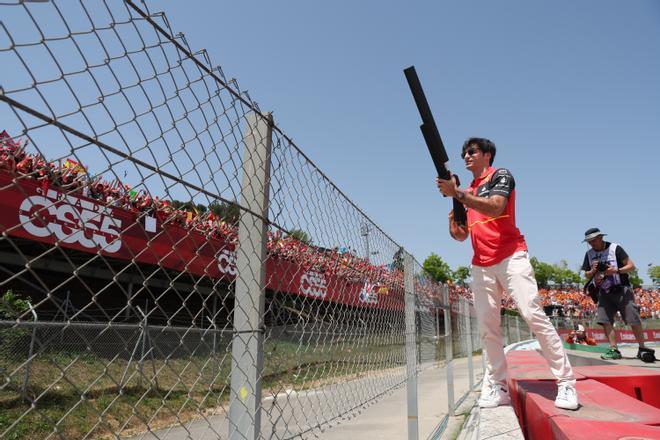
[[519, 379, 660, 440], [506, 350, 587, 427], [506, 351, 549, 421], [0, 171, 408, 310], [506, 350, 548, 365], [573, 365, 660, 410], [558, 328, 660, 343], [550, 418, 660, 440]]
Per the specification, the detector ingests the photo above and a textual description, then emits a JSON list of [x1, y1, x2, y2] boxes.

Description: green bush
[[0, 290, 31, 319], [0, 290, 33, 358]]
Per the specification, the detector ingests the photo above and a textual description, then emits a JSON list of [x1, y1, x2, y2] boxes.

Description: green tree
[[422, 253, 452, 283], [628, 268, 643, 289], [0, 290, 31, 319], [453, 265, 471, 287], [288, 229, 312, 245], [567, 269, 583, 287], [648, 265, 660, 286], [530, 256, 554, 289], [0, 291, 32, 352], [551, 260, 582, 288], [209, 201, 240, 224]]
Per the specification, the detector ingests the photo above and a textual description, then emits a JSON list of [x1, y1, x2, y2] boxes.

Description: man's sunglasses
[[463, 148, 479, 158]]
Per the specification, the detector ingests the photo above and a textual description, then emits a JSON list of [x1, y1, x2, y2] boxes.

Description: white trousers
[[471, 251, 575, 388]]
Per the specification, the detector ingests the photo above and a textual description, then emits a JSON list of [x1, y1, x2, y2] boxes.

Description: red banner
[[558, 328, 660, 343], [0, 172, 405, 310]]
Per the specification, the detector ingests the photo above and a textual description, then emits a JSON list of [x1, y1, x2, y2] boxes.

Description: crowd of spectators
[[499, 286, 658, 319], [0, 132, 405, 289], [448, 284, 472, 304], [2, 132, 657, 313], [633, 288, 659, 319], [538, 288, 596, 318], [266, 231, 405, 286], [448, 281, 658, 320]]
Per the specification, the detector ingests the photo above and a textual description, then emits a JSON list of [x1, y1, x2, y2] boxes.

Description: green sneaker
[[601, 348, 622, 360]]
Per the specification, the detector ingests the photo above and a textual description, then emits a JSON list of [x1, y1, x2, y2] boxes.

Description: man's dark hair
[[462, 137, 496, 165]]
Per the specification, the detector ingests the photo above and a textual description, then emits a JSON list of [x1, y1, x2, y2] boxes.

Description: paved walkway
[[126, 356, 483, 440], [457, 405, 524, 440], [318, 356, 483, 440]]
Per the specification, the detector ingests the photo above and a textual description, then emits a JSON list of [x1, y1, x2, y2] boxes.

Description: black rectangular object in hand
[[403, 65, 467, 226]]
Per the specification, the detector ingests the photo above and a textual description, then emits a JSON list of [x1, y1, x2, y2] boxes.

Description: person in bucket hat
[[581, 228, 654, 362]]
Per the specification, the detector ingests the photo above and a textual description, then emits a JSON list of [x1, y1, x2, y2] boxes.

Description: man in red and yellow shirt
[[437, 137, 577, 410]]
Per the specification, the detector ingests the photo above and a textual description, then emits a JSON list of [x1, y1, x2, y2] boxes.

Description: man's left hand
[[436, 176, 459, 198]]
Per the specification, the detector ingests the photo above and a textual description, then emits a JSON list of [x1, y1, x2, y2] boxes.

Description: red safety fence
[[1, 170, 409, 310], [558, 328, 660, 343]]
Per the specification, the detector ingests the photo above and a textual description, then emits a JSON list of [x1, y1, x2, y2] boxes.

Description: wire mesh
[[0, 1, 260, 438], [410, 259, 443, 368], [257, 118, 412, 439], [0, 1, 465, 439]]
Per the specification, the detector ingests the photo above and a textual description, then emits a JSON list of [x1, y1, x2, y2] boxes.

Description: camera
[[596, 261, 608, 272]]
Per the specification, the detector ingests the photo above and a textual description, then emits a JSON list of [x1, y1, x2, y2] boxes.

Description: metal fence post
[[463, 300, 474, 390], [125, 282, 133, 321], [207, 316, 217, 357], [22, 302, 38, 399], [404, 252, 418, 440], [229, 112, 273, 440], [515, 315, 521, 342], [136, 305, 149, 389], [212, 293, 218, 354], [443, 284, 454, 416]]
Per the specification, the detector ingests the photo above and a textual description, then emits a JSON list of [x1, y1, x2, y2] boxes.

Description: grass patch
[[0, 336, 410, 439]]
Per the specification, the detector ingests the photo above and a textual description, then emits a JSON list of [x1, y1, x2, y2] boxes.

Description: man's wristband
[[455, 190, 465, 201]]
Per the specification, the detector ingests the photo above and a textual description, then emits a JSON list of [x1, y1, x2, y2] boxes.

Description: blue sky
[[156, 1, 659, 283], [1, 1, 658, 283]]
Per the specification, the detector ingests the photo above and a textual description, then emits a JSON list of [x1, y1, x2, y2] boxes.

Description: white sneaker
[[478, 384, 511, 408], [555, 383, 579, 410]]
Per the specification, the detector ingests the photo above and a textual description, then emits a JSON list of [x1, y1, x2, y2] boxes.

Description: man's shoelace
[[485, 386, 503, 400], [557, 385, 574, 400]]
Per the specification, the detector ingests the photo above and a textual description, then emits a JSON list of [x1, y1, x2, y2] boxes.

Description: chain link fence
[[0, 1, 535, 439]]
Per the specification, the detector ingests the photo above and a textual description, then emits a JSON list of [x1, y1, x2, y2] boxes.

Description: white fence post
[[443, 284, 454, 416], [404, 252, 418, 440], [464, 300, 474, 390], [21, 302, 38, 399], [228, 112, 273, 440]]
